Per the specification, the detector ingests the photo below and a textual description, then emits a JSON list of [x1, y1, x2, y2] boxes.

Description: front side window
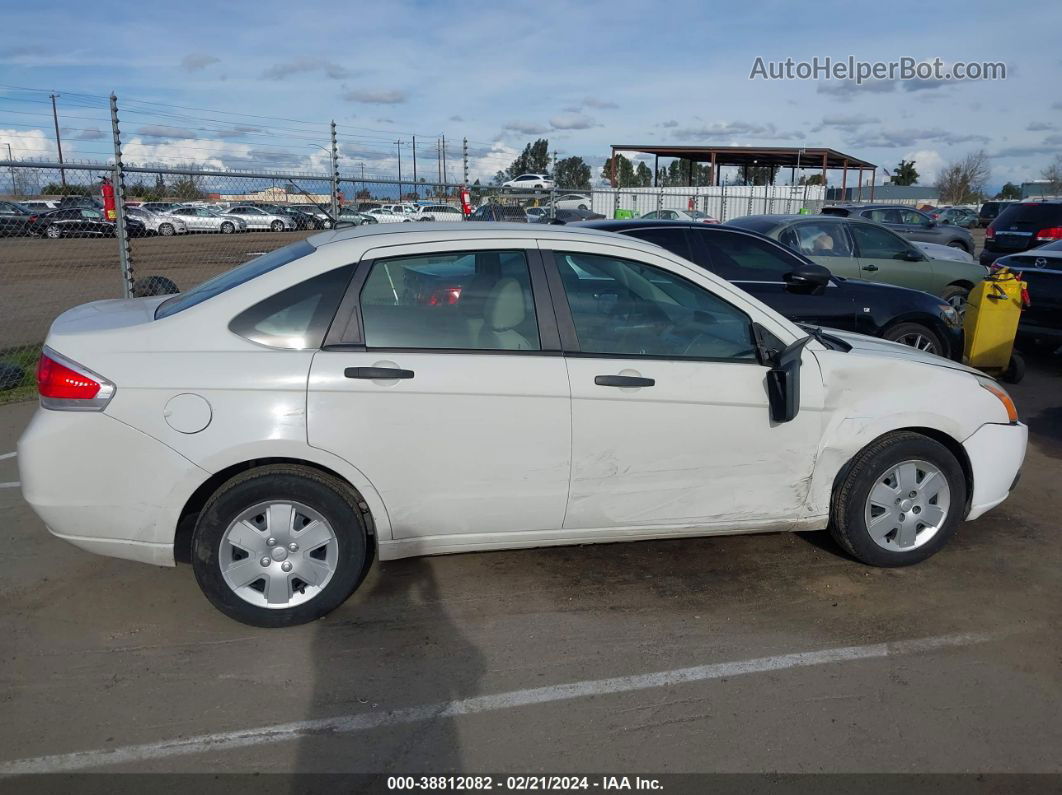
[[230, 265, 354, 349], [554, 252, 756, 361], [360, 250, 540, 351], [849, 222, 915, 259], [863, 208, 902, 224], [156, 239, 315, 319], [786, 221, 854, 258]]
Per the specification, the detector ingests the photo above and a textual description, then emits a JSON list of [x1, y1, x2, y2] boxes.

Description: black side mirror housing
[[901, 249, 924, 261], [753, 326, 811, 423], [783, 263, 832, 295]]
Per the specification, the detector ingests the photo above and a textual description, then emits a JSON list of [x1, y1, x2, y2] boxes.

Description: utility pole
[[329, 120, 340, 220], [50, 93, 66, 187], [412, 135, 417, 198], [395, 139, 403, 201], [441, 134, 447, 187], [109, 93, 134, 298], [5, 143, 15, 195], [462, 138, 469, 189]]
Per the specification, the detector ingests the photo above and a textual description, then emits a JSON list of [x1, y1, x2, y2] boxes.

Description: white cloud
[[181, 53, 220, 72], [502, 121, 549, 135], [549, 113, 597, 130], [902, 149, 945, 183], [342, 89, 408, 104], [0, 127, 55, 159]]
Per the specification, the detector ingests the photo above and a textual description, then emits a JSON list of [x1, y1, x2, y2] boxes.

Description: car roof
[[311, 221, 648, 250]]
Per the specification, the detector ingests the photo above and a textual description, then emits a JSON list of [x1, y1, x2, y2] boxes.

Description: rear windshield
[[155, 239, 315, 319], [994, 203, 1062, 227], [820, 207, 850, 216]]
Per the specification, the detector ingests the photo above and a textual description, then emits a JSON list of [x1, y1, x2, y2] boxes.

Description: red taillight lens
[[37, 354, 101, 399], [1035, 227, 1062, 241], [986, 225, 995, 239], [426, 286, 462, 306]]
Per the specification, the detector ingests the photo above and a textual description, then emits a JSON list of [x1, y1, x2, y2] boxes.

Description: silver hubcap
[[893, 332, 937, 353], [864, 459, 951, 551], [220, 501, 338, 608]]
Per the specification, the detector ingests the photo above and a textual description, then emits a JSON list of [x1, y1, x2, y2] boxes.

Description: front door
[[546, 246, 824, 531], [848, 220, 940, 293], [307, 243, 571, 540]]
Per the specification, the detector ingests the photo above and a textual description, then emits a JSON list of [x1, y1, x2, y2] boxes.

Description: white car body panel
[[916, 240, 975, 263], [17, 223, 1025, 568]]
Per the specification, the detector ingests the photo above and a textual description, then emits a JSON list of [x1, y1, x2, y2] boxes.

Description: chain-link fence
[[0, 157, 881, 402]]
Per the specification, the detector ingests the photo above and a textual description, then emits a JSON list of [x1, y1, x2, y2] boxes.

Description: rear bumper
[[962, 422, 1028, 520], [17, 408, 209, 567]]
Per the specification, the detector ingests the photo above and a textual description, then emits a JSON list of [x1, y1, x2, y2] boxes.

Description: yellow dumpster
[[963, 267, 1027, 383]]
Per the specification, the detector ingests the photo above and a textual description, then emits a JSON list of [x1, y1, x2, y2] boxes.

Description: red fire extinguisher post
[[100, 177, 117, 221], [459, 187, 472, 217]]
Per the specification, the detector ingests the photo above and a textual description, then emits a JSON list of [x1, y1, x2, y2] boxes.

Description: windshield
[[155, 239, 315, 319]]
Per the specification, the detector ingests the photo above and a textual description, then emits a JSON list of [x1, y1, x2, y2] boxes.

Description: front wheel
[[940, 285, 970, 313], [158, 223, 175, 237], [220, 221, 235, 234], [270, 220, 284, 232], [830, 432, 966, 567], [192, 465, 369, 628], [882, 322, 944, 355], [45, 224, 62, 239]]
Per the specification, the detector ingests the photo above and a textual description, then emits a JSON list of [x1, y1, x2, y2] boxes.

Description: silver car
[[291, 204, 336, 228], [124, 206, 188, 236], [223, 205, 297, 231], [168, 206, 249, 234]]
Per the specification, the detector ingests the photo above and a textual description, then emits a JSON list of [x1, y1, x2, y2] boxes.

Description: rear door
[[848, 220, 941, 293], [307, 241, 571, 541]]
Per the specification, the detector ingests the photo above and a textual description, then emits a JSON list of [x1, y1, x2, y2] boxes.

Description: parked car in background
[[57, 196, 103, 210], [537, 208, 606, 223], [364, 208, 413, 224], [258, 205, 326, 231], [638, 208, 719, 224], [502, 173, 554, 190], [413, 204, 464, 221], [554, 194, 592, 210], [468, 203, 528, 222], [581, 220, 964, 359], [979, 200, 1016, 228], [991, 239, 1062, 344], [124, 206, 188, 236], [727, 214, 987, 308], [821, 204, 975, 254], [933, 207, 979, 228], [29, 207, 146, 239], [981, 200, 1062, 266], [336, 209, 377, 226], [19, 223, 1026, 626], [168, 206, 249, 234], [0, 200, 33, 236], [290, 204, 336, 229], [224, 205, 297, 231], [525, 207, 548, 222]]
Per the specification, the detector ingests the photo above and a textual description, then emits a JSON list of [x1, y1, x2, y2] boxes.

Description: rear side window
[[229, 265, 354, 349], [785, 221, 854, 258], [360, 251, 540, 351], [994, 204, 1062, 227], [156, 240, 315, 319], [695, 229, 799, 280], [624, 227, 695, 261]]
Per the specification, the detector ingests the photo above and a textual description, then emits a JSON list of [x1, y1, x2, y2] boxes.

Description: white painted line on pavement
[[0, 630, 996, 775], [0, 482, 20, 489], [0, 451, 16, 461]]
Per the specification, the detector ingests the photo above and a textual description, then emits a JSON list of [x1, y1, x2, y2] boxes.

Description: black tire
[[882, 322, 945, 356], [192, 465, 369, 628], [270, 220, 284, 232], [1002, 351, 1025, 384], [158, 223, 175, 237], [830, 432, 966, 567], [132, 275, 179, 297], [940, 284, 970, 312], [578, 204, 588, 210], [220, 221, 235, 234], [45, 224, 62, 239]]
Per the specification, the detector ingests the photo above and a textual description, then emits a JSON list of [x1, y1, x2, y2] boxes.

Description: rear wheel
[[220, 221, 235, 234], [270, 220, 284, 232], [192, 465, 369, 628], [45, 224, 61, 239], [882, 322, 944, 355], [830, 432, 966, 567], [158, 223, 175, 237]]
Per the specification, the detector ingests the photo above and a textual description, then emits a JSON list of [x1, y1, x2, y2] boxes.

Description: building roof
[[609, 145, 876, 170]]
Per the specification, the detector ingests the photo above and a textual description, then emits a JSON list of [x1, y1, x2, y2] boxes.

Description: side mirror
[[754, 326, 811, 423], [901, 249, 924, 262], [783, 263, 831, 295]]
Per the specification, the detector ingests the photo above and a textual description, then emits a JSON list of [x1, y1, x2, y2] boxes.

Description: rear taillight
[[1035, 227, 1062, 241], [986, 225, 995, 239], [36, 349, 115, 410], [28, 214, 39, 223], [426, 286, 463, 306]]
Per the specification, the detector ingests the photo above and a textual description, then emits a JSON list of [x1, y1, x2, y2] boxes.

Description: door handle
[[595, 375, 655, 388], [863, 264, 879, 272], [344, 367, 414, 380]]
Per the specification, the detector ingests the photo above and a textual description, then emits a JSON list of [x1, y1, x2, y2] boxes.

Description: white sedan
[[639, 208, 719, 224], [502, 173, 555, 191], [168, 206, 249, 234], [19, 223, 1026, 627], [364, 208, 413, 223]]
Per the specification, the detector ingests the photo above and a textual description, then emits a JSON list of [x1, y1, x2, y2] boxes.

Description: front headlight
[[976, 376, 1018, 423], [939, 304, 961, 328]]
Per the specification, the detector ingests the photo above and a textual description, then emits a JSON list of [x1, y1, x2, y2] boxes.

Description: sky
[[1, 0, 1060, 191]]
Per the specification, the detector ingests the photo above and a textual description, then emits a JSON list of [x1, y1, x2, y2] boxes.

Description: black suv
[[981, 201, 1062, 266], [576, 220, 964, 360], [978, 200, 1016, 228]]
